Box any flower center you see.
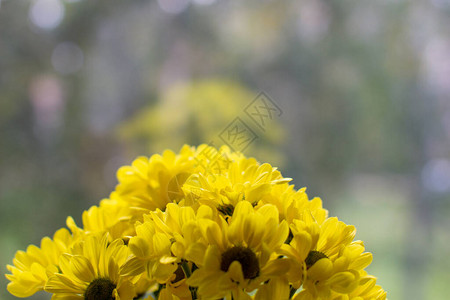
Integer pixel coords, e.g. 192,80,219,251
305,250,328,269
220,246,260,279
217,204,234,216
84,278,116,300
172,264,186,283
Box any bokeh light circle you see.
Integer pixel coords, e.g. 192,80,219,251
29,0,65,30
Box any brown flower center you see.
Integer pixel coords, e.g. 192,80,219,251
217,203,235,216
172,264,186,283
84,278,116,300
220,246,260,279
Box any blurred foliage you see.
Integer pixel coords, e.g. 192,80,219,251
117,80,285,165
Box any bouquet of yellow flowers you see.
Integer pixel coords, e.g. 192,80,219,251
5,145,386,300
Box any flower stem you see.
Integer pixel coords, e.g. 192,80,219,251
181,260,191,278
181,261,198,300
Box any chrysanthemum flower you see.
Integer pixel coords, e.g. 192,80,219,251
6,228,75,297
44,233,138,300
147,203,216,260
115,145,197,213
182,157,291,215
66,194,135,241
121,203,215,300
120,215,178,283
329,271,387,300
186,201,291,300
282,216,373,299
257,183,328,225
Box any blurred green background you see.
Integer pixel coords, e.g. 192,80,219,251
1,0,450,299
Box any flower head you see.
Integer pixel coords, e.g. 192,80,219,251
281,216,373,299
6,228,75,297
186,201,290,299
44,233,140,300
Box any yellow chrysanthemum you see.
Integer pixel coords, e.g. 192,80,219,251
66,193,135,240
329,271,387,300
147,203,216,261
121,203,215,299
257,183,328,225
186,201,291,300
120,215,178,283
281,216,372,299
114,143,284,216
115,145,197,213
5,228,75,297
44,233,138,300
182,157,291,214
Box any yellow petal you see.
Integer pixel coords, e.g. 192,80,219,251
107,256,119,283
171,241,186,258
292,232,312,261
292,290,315,300
129,237,150,259
51,294,83,300
120,256,145,277
254,277,289,300
153,233,171,256
70,255,96,283
307,258,333,280
227,261,245,285
151,261,178,283
197,205,213,219
159,288,176,300
199,219,224,250
203,245,221,270
186,243,206,266
270,220,289,249
233,201,253,217
83,236,101,275
232,288,253,300
261,258,291,277
117,280,137,300
58,254,74,278
160,256,178,264
7,279,41,297
45,274,85,293
135,222,155,241
185,267,207,287
328,270,359,294
278,244,302,262
350,252,373,270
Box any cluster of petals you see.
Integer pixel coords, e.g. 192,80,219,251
6,144,386,300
